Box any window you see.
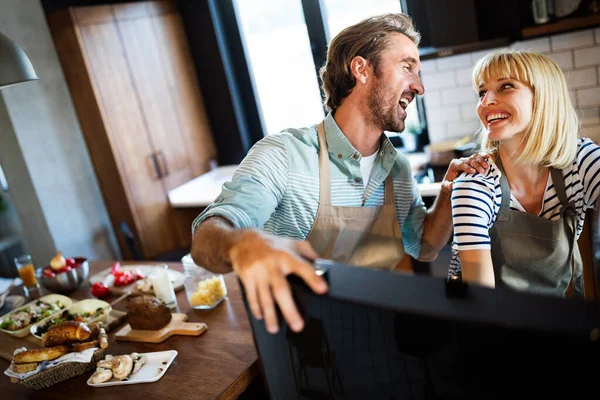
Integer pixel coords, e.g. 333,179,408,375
233,0,425,143
234,0,325,135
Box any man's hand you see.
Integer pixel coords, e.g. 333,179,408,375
230,230,328,334
441,152,491,193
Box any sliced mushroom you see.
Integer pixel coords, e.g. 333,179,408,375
97,359,114,369
111,355,133,380
90,367,113,384
131,355,147,374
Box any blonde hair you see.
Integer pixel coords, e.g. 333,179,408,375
319,13,420,113
472,49,579,169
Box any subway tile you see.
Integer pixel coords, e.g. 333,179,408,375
421,70,456,90
547,50,574,70
581,125,600,143
456,67,474,85
426,106,461,124
436,53,472,71
470,47,506,64
447,120,481,138
564,68,598,89
511,37,550,53
579,107,600,126
551,29,595,51
578,87,600,107
571,89,579,107
441,86,478,105
420,59,437,74
574,46,600,68
460,103,478,121
426,124,447,144
423,91,441,109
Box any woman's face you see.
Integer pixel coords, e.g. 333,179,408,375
476,77,534,143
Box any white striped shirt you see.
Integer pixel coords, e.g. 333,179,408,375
449,137,600,275
192,113,427,259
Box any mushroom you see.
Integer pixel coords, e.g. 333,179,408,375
90,367,113,384
131,354,147,374
111,355,133,380
97,359,114,369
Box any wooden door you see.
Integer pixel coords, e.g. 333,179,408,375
151,8,217,179
113,2,201,193
70,6,180,259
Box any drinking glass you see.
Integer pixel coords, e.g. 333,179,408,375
14,254,40,297
149,265,177,309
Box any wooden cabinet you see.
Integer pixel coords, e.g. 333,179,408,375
47,1,216,259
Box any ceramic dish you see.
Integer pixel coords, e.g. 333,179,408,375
86,350,178,387
29,298,112,339
88,265,185,295
0,294,73,338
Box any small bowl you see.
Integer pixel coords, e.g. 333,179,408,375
37,257,89,293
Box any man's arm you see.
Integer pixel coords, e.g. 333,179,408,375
191,216,328,334
418,188,453,261
417,155,490,261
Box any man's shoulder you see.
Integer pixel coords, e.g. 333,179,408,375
276,124,319,149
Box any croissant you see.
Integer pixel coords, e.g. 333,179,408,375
42,321,91,347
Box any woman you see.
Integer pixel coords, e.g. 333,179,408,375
449,49,600,299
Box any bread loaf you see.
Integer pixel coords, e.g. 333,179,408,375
13,345,70,364
42,321,91,347
11,362,39,374
127,295,172,330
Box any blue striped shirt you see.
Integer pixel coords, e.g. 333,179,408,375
450,137,600,275
192,113,427,259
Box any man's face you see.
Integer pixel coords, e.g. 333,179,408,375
365,33,424,133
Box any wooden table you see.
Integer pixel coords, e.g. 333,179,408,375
0,261,260,399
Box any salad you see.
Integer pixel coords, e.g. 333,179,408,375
0,300,66,331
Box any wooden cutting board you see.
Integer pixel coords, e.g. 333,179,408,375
114,313,207,343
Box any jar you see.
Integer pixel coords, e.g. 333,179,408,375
181,253,227,309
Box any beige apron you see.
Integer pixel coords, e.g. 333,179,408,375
305,122,405,270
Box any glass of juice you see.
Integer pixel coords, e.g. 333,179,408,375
14,254,40,296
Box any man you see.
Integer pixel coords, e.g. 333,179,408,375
191,13,480,335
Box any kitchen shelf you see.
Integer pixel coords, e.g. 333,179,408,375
522,13,600,38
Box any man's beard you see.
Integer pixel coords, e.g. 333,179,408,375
366,77,405,133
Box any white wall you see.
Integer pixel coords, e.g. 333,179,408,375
421,27,600,145
0,0,120,266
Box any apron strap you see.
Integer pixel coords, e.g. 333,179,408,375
494,156,511,219
384,174,394,205
550,167,570,206
316,122,332,207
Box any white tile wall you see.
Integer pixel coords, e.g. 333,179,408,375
421,27,600,144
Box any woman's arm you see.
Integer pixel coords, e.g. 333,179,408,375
459,249,495,288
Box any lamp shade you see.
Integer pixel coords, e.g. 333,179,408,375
0,31,38,88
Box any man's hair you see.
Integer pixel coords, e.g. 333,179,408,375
319,13,420,113
472,49,579,169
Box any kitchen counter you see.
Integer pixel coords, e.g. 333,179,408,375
168,163,442,209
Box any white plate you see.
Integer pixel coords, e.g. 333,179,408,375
0,294,73,338
86,350,178,387
88,264,185,295
30,298,111,339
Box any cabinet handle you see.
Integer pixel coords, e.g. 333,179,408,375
157,151,169,177
150,153,162,179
